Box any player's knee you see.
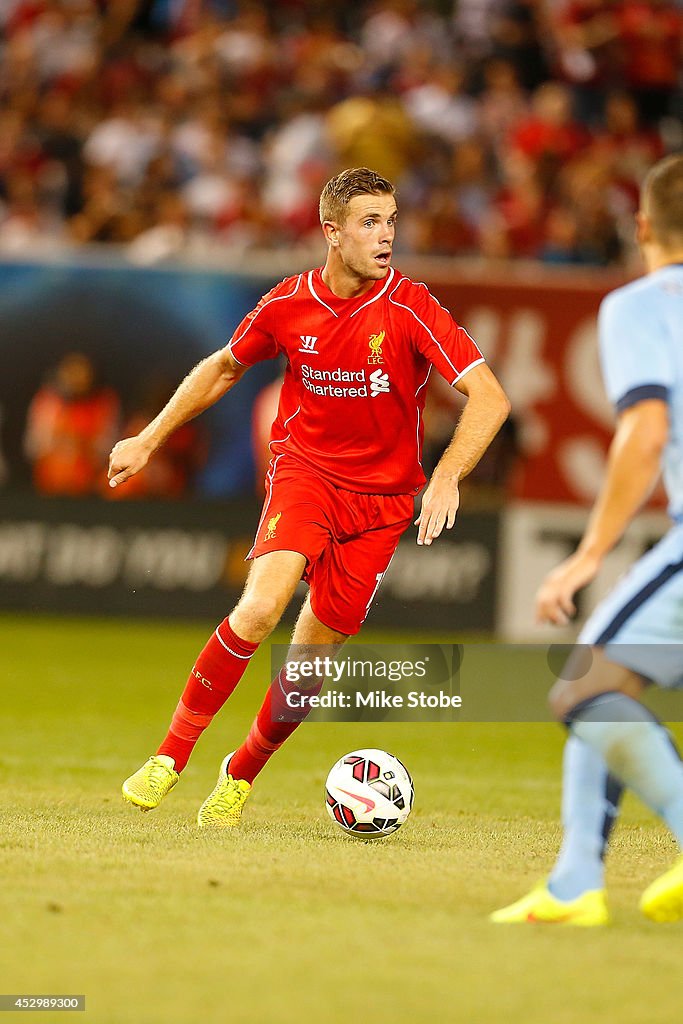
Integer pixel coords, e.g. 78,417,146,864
232,593,285,641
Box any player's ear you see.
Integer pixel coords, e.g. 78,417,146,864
322,220,341,247
636,210,651,248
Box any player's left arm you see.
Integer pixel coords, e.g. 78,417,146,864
415,363,510,545
536,398,668,624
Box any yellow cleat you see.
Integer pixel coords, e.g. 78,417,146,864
640,855,683,922
490,883,609,926
122,755,179,811
197,753,252,829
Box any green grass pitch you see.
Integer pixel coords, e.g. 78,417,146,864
1,614,682,1024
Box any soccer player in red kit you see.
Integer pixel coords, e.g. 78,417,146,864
109,167,510,827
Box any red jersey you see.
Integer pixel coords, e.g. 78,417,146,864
228,266,484,494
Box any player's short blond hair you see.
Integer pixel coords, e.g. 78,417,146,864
642,154,683,248
319,167,395,226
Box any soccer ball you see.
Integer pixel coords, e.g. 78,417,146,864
325,748,414,839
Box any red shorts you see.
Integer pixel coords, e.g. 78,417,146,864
249,455,414,635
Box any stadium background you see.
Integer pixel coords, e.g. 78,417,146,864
1,2,682,1023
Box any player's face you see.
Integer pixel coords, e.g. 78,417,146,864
334,193,398,283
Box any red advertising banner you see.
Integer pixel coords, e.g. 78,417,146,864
414,262,643,505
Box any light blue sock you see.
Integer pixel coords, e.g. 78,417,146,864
548,736,622,901
570,692,683,847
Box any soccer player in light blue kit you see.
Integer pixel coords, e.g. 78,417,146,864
493,153,683,926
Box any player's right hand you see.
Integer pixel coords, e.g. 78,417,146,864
108,436,153,488
535,550,601,626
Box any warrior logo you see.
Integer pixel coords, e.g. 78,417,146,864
265,512,282,540
368,331,385,364
299,335,318,353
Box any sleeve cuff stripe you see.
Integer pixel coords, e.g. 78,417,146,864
615,384,669,413
227,343,250,367
451,356,486,386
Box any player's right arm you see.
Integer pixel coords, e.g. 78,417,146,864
536,398,668,624
109,278,290,488
108,346,246,488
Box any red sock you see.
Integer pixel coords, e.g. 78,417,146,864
229,669,322,783
156,618,258,771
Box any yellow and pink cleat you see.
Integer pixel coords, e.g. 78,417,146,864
490,883,609,927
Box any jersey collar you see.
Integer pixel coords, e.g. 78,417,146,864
308,267,395,318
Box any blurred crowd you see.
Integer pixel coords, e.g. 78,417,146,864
24,351,206,497
1,0,681,267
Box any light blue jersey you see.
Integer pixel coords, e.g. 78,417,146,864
599,264,683,520
580,264,683,686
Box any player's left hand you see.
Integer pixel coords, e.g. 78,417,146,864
415,475,460,546
535,550,602,625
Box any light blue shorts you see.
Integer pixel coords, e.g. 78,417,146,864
579,522,683,688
